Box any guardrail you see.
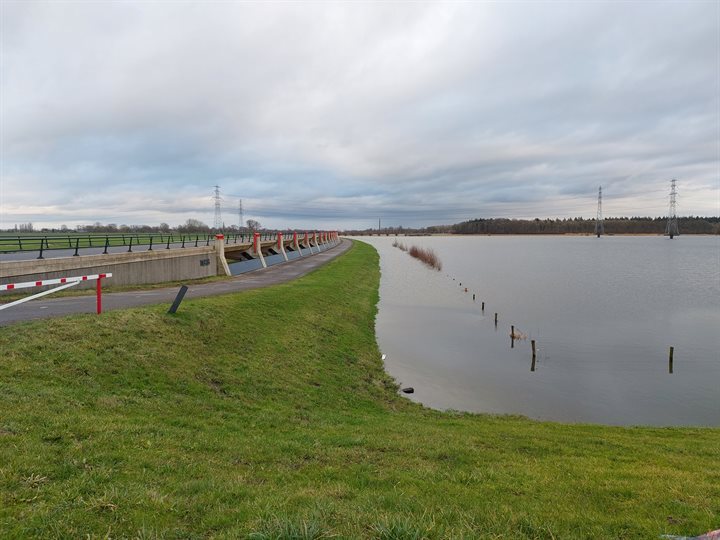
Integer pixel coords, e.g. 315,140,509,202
0,231,331,258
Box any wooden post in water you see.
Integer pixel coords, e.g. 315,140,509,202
481,301,485,311
669,346,674,374
531,339,537,371
473,294,476,301
494,312,498,326
510,325,514,348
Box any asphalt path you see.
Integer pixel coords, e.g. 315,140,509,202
0,239,351,327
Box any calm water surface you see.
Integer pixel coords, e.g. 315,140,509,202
357,235,720,426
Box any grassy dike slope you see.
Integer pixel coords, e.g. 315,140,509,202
1,241,718,539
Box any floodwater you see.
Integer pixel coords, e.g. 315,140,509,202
358,235,720,426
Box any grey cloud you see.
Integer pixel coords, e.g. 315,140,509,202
1,1,718,230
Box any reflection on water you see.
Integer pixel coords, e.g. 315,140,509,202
357,235,720,426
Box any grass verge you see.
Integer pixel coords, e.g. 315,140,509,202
0,241,718,538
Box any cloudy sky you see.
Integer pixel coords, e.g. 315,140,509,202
1,1,718,230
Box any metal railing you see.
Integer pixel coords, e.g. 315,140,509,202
0,234,216,257
0,231,336,258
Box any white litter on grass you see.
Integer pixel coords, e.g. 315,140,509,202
661,529,720,540
381,354,387,361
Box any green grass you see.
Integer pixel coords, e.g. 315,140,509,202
0,241,718,538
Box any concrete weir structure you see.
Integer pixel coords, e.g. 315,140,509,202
220,231,336,272
0,231,340,292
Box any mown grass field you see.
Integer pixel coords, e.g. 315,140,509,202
0,241,717,538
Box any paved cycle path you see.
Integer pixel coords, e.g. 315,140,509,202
0,239,351,327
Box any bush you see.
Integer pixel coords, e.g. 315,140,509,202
408,245,442,271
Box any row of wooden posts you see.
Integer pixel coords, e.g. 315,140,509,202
461,282,676,374
462,281,540,372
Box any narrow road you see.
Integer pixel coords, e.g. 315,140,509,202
0,239,351,327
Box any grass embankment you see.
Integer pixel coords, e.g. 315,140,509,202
0,241,718,538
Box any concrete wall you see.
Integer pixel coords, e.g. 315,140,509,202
0,247,216,293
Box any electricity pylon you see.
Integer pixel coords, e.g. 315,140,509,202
213,185,222,231
238,199,244,230
594,186,604,237
665,179,679,239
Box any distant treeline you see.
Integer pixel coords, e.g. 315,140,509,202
2,219,263,235
448,216,720,235
345,216,720,236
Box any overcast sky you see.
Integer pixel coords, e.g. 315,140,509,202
1,1,718,230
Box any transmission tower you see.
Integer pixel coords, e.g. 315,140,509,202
238,199,244,230
665,178,679,239
594,186,604,237
213,185,222,231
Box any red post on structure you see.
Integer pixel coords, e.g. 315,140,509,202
254,232,259,254
96,275,103,314
277,232,283,249
293,231,298,243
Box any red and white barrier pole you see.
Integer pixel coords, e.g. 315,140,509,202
0,273,112,313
